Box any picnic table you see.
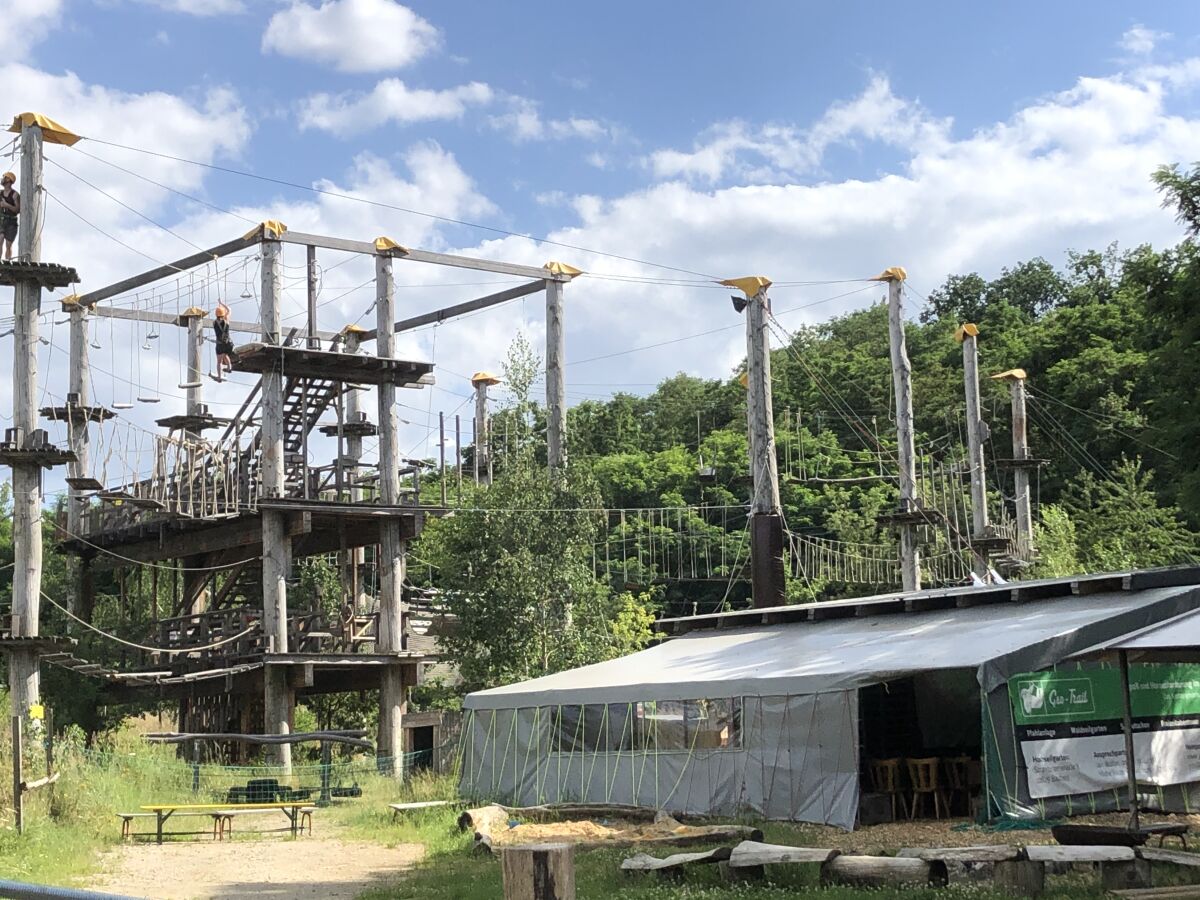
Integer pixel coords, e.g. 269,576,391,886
138,802,312,844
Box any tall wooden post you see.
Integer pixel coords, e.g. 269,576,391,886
181,308,209,611
340,330,366,615
885,272,920,592
729,278,786,609
958,323,990,579
545,279,567,471
375,251,406,775
439,412,447,507
306,245,319,350
471,372,499,486
9,121,45,714
1010,373,1034,558
64,301,90,623
259,235,291,770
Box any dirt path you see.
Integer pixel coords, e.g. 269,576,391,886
85,831,423,900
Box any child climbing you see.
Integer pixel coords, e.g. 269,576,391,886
0,172,20,261
212,301,235,382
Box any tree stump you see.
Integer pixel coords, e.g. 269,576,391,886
994,859,1045,897
501,842,576,900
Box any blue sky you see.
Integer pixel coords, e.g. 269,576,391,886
6,0,1200,473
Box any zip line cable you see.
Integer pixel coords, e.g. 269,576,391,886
45,155,207,252
79,135,723,280
69,143,259,226
41,590,260,654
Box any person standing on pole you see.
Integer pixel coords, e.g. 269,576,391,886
0,172,20,261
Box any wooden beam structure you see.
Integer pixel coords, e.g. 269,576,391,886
279,230,563,281
362,280,546,340
75,234,261,308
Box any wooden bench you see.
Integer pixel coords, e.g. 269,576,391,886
216,806,316,839
117,811,223,841
389,800,453,821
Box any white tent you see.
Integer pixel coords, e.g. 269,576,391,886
460,573,1200,829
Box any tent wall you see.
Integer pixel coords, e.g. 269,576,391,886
458,691,860,830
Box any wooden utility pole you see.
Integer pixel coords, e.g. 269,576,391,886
992,368,1037,560
64,300,90,622
883,270,921,592
958,323,990,579
727,277,786,608
259,236,292,770
9,120,46,715
375,251,406,775
545,278,567,471
471,372,499,486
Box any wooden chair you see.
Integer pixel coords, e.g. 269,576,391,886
867,757,908,821
942,756,971,815
906,757,948,819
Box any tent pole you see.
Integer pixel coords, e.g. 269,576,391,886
1119,649,1140,831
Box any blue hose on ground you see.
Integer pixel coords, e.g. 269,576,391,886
0,881,141,900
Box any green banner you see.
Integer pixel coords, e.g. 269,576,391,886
1010,664,1200,725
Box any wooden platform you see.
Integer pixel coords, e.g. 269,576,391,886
0,259,79,287
233,343,434,387
40,404,115,423
155,413,230,431
0,446,76,467
317,421,377,437
59,506,425,567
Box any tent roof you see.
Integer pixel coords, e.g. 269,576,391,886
465,577,1200,710
1073,606,1200,654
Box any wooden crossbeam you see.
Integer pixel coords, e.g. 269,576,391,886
279,230,559,281
360,280,546,341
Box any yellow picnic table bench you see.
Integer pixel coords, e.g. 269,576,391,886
134,802,313,844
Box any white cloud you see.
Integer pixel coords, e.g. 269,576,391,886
137,0,245,14
262,0,440,73
647,75,948,183
488,97,612,143
423,60,1200,399
298,79,493,133
1120,24,1169,56
0,0,64,50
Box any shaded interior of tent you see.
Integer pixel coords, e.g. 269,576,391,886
458,568,1200,830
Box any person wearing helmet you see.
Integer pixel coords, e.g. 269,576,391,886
211,301,236,382
0,172,19,260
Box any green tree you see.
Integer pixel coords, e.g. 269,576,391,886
1062,459,1197,571
1153,163,1200,235
413,339,654,690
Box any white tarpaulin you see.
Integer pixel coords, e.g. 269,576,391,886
465,585,1200,710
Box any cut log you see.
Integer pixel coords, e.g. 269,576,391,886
555,826,762,854
1112,888,1200,899
1025,844,1135,863
1139,847,1200,868
728,841,838,867
896,845,1019,863
621,846,731,875
994,859,1045,897
501,843,575,900
473,833,495,857
820,855,948,888
504,803,661,823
